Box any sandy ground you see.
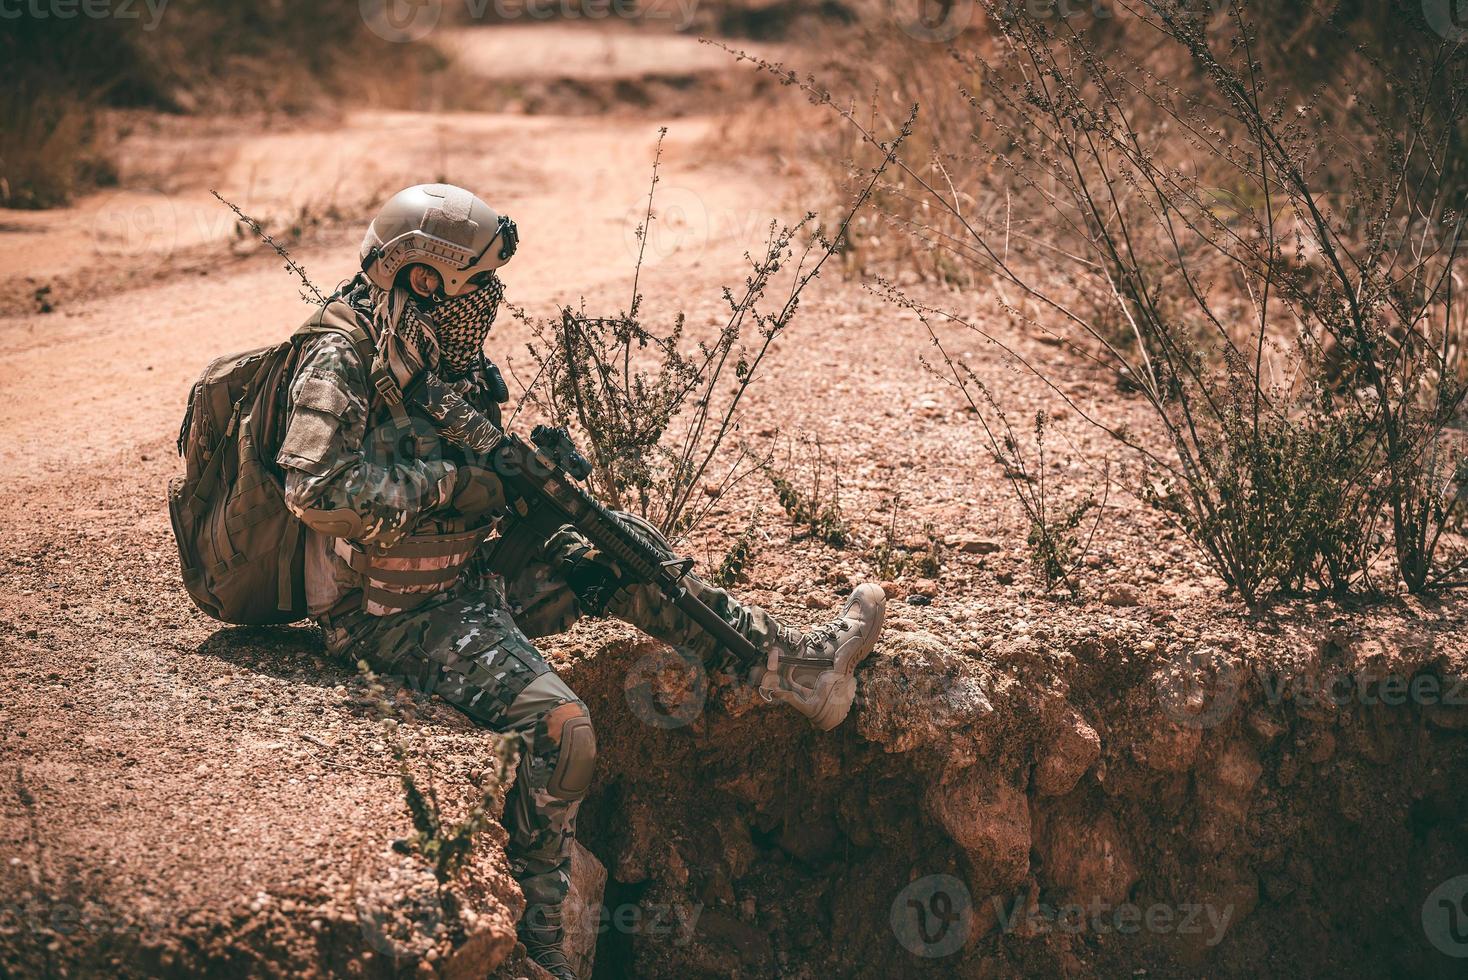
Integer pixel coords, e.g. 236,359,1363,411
4,17,1468,980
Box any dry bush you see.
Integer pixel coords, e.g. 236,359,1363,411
764,434,853,548
711,506,765,586
744,0,1468,602
0,89,118,210
868,493,943,581
357,661,520,931
521,129,901,541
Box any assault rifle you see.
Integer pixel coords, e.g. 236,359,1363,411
407,371,763,666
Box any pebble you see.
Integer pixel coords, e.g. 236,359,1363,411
943,533,1002,555
909,578,939,598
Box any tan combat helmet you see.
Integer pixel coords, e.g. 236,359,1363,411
359,183,518,298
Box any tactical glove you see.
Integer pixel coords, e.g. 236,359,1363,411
447,464,506,520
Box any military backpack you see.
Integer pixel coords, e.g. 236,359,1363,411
168,302,377,625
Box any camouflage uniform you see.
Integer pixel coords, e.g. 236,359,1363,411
277,324,781,921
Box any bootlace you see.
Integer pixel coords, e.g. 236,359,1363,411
804,619,845,654
527,943,573,970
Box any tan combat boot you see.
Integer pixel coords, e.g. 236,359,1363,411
754,584,887,731
520,902,577,980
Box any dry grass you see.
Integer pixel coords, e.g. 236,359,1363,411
0,1,448,209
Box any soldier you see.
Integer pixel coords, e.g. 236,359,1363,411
276,184,887,979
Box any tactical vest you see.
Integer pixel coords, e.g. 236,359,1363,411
329,341,506,618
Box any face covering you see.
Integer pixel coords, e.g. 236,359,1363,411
429,272,505,376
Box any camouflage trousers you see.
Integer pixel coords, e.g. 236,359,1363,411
320,524,781,916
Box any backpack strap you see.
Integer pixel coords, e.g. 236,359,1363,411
292,303,379,379
293,302,414,434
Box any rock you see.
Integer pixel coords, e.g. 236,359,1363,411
1211,740,1263,798
686,909,775,972
1305,730,1336,764
1133,717,1201,773
1247,709,1286,744
1102,583,1140,607
925,770,1031,888
1425,701,1468,731
856,640,995,765
1181,868,1256,963
611,797,662,883
909,578,939,598
1033,810,1138,907
944,534,1002,555
1277,752,1299,788
905,594,931,606
1034,709,1101,797
1196,740,1263,854
713,815,756,880
562,842,606,980
804,591,827,609
441,918,515,980
879,581,900,599
777,809,839,863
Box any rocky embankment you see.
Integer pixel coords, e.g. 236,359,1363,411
548,595,1468,979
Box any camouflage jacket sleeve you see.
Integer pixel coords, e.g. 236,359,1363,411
277,332,456,548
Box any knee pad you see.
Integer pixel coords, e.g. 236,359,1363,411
545,701,596,801
506,674,598,802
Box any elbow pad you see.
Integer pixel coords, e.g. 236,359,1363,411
295,507,367,539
